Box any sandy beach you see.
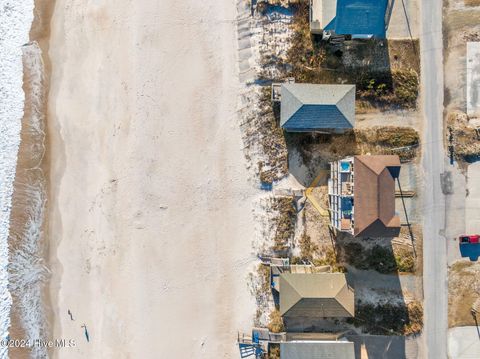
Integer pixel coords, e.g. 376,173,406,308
47,0,257,357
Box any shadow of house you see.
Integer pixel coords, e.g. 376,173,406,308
340,39,395,108
348,334,408,359
385,0,395,31
328,231,420,340
284,132,332,187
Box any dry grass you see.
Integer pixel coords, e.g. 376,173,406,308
287,126,420,166
301,190,346,271
249,264,271,298
268,344,281,359
355,126,420,161
405,301,424,335
465,0,480,6
256,88,289,184
267,309,285,333
448,260,480,327
286,2,325,76
248,264,272,324
298,233,318,261
259,264,272,294
271,196,296,252
393,247,415,273
388,40,420,72
447,111,480,162
357,126,419,148
312,248,346,272
240,6,292,184
399,225,423,275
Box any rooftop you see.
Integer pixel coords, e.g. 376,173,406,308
312,0,388,38
280,83,355,132
353,155,401,237
280,340,355,359
279,273,354,318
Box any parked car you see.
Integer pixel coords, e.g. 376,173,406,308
459,235,480,244
459,235,480,261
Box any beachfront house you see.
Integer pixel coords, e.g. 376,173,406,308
280,83,355,133
310,0,389,39
328,155,401,237
279,273,354,319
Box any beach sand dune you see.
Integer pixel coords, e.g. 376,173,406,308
47,0,256,357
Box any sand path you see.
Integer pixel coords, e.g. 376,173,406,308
47,1,256,357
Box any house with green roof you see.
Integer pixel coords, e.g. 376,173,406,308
279,273,355,319
280,83,355,133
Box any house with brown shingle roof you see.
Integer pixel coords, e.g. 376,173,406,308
328,155,401,237
279,273,354,319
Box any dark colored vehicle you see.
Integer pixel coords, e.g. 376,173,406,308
459,235,480,244
459,235,480,261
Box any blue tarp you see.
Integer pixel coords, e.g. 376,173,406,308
324,0,388,38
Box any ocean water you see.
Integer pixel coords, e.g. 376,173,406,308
1,1,43,358
8,41,49,359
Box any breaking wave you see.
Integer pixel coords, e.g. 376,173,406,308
8,41,49,359
1,1,49,358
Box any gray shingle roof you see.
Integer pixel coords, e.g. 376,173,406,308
280,341,355,359
280,83,355,131
280,273,355,318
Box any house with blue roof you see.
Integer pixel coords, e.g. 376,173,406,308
310,0,389,38
280,83,355,133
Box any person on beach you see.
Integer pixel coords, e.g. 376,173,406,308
81,324,90,342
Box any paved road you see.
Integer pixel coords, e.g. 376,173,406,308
420,0,448,358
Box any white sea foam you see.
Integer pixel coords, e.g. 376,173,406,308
0,1,35,358
8,41,49,359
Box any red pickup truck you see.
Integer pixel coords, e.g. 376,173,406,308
459,235,480,244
